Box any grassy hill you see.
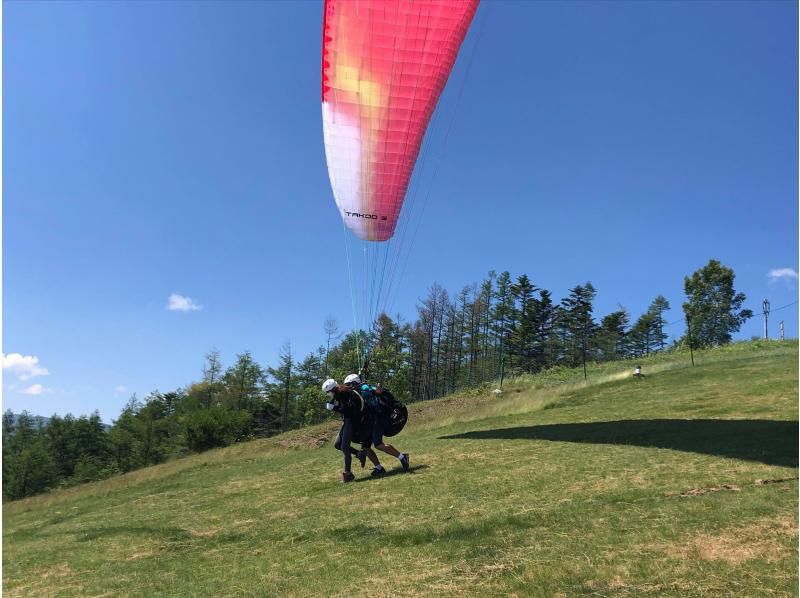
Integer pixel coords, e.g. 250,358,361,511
4,341,798,596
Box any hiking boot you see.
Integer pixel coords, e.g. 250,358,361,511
356,450,367,468
341,471,355,483
399,453,410,472
370,466,385,477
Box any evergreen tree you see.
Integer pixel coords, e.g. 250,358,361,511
108,397,144,473
454,286,472,387
534,289,558,370
648,295,671,351
134,393,178,466
478,272,496,381
201,349,223,407
2,410,14,440
222,352,264,412
368,313,411,400
267,342,297,432
295,351,324,388
415,284,448,400
183,405,253,452
4,438,58,499
560,283,597,368
628,311,655,357
491,272,514,377
509,274,538,373
595,308,629,361
43,414,78,479
405,320,428,401
3,411,58,499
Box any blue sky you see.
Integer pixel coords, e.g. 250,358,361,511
4,1,797,422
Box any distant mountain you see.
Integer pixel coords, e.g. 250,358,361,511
5,412,51,430
3,411,110,433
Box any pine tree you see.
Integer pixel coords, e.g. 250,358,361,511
491,272,514,377
3,411,58,499
455,286,471,389
596,309,629,361
267,343,295,432
509,274,538,373
560,283,597,368
478,272,496,381
628,311,655,357
223,352,264,412
202,349,223,407
534,289,557,371
646,295,671,352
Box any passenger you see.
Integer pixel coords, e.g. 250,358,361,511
322,378,367,483
344,373,409,474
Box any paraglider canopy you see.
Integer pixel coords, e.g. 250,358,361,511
321,0,479,242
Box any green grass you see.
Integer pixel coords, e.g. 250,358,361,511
5,341,798,596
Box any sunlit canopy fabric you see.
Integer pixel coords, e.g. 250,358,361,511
322,0,479,241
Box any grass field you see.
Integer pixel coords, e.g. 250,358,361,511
4,341,798,596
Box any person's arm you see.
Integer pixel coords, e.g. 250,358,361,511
327,393,344,414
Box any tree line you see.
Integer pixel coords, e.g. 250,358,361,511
3,258,753,500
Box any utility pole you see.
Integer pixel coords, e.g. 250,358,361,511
282,360,291,432
762,299,771,339
779,320,785,341
686,316,695,367
582,320,588,381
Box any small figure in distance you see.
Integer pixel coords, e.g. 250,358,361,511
344,373,409,474
633,365,644,378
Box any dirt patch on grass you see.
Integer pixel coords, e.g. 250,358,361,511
274,422,339,449
217,479,263,495
188,527,221,538
655,515,797,566
5,564,80,598
39,563,73,579
587,581,705,595
672,477,798,497
755,477,797,486
408,395,483,426
126,550,157,561
676,483,740,497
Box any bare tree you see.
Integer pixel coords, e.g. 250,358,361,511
202,349,223,407
323,317,341,377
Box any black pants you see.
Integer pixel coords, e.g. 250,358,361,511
334,418,356,473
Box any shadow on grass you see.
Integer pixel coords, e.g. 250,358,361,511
352,464,428,483
76,525,193,542
328,511,542,549
73,525,245,547
440,419,798,467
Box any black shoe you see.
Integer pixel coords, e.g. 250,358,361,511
399,453,409,472
341,471,355,483
370,466,385,477
357,450,367,468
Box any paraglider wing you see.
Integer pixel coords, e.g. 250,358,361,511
322,0,479,241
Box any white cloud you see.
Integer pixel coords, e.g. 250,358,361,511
114,385,128,394
2,353,50,381
21,384,53,396
167,293,202,312
768,268,798,282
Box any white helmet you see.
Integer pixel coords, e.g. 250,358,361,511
344,373,361,386
321,379,337,393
